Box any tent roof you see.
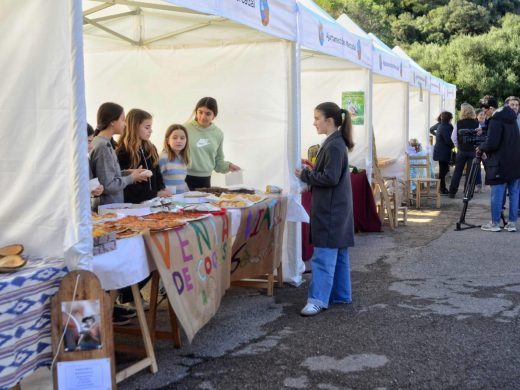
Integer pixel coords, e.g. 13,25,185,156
83,0,297,49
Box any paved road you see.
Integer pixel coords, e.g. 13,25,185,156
119,189,520,390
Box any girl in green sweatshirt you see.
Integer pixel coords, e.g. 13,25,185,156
184,97,241,190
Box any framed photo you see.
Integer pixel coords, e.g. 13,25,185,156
61,299,102,352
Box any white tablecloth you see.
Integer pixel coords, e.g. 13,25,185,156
91,236,154,291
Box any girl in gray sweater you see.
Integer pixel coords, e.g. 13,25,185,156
89,102,146,205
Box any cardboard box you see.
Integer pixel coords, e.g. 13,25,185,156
93,232,117,256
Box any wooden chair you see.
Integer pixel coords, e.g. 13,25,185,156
405,153,441,209
371,132,398,230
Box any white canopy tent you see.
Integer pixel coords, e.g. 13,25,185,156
298,2,373,177
0,0,308,284
393,46,431,152
82,0,309,284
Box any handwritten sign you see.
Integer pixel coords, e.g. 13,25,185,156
144,214,231,342
230,197,287,281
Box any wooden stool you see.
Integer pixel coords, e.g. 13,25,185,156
397,206,408,225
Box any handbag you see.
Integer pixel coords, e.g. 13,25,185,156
484,153,501,181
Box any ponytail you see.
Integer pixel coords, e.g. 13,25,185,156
315,102,355,151
339,109,354,151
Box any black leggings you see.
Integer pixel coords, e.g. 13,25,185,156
185,175,211,191
438,161,450,191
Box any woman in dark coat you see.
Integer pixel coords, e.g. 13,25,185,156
448,104,479,197
432,111,454,194
295,102,355,316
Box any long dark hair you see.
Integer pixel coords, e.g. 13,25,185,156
315,102,354,151
95,102,124,135
194,97,218,117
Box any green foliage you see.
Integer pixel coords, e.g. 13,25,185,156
413,0,490,44
409,14,520,106
342,0,393,44
316,0,520,107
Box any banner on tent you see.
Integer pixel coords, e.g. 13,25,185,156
298,4,371,68
373,48,409,82
342,91,365,125
230,197,287,281
220,0,297,41
166,0,218,14
143,215,231,342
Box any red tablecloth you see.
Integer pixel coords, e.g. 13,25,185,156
302,171,382,261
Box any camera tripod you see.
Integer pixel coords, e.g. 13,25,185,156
455,155,506,231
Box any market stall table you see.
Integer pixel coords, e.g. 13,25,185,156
302,171,381,261
0,257,68,390
111,195,287,349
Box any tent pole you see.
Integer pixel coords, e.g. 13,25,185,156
404,82,410,151
65,0,93,270
365,68,373,184
285,39,303,285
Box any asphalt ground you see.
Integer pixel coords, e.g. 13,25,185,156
114,185,520,390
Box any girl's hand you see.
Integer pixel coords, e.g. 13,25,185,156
130,167,148,183
301,158,314,169
91,185,104,197
158,189,173,198
229,163,241,172
295,168,303,178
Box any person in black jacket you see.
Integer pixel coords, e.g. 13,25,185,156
295,102,355,317
432,111,454,194
478,100,520,232
448,103,480,198
115,108,171,308
116,108,172,203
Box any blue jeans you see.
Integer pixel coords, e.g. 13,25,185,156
308,247,351,308
490,179,520,224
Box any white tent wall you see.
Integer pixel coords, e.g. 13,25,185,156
84,43,290,190
372,81,407,179
408,88,429,150
300,68,369,170
445,83,457,118
429,76,444,129
0,0,92,268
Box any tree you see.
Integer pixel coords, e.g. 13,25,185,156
415,0,490,44
340,0,394,45
409,14,520,107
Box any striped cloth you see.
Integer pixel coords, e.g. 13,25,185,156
159,151,189,194
0,256,68,389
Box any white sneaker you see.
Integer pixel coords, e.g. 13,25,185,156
116,298,150,311
300,303,322,316
481,222,501,232
505,222,517,232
